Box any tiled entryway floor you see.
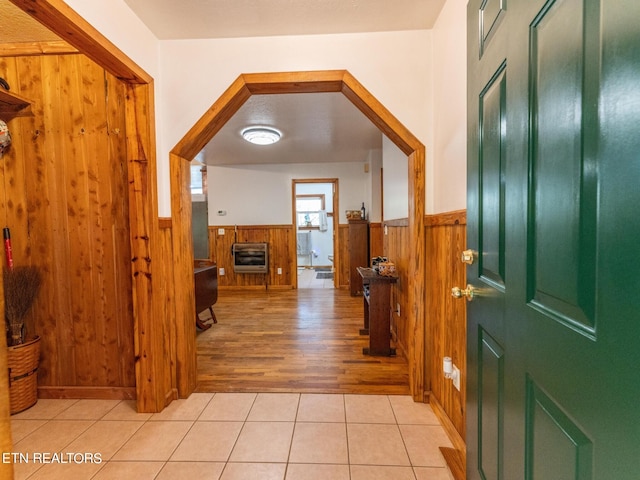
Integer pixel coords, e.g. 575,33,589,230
10,393,454,480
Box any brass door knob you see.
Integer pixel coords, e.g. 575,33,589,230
461,249,476,265
451,284,476,301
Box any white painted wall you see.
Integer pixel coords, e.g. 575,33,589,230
208,162,367,226
63,0,160,78
159,30,433,216
60,0,468,217
432,0,468,212
382,137,410,220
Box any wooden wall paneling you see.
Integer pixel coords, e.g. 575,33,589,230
424,211,467,447
211,225,236,287
126,81,168,411
158,219,178,404
385,222,409,355
169,153,197,400
211,225,297,289
67,54,107,386
369,222,384,258
7,55,69,387
9,0,171,413
337,225,350,289
105,70,136,388
268,226,293,288
1,54,139,393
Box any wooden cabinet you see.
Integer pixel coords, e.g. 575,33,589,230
357,267,398,356
348,219,369,295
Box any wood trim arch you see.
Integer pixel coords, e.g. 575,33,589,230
170,70,426,401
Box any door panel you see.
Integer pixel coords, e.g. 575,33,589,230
467,1,640,479
527,0,599,336
525,377,593,480
478,329,505,480
479,62,507,289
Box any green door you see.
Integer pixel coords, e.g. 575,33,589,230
466,1,640,479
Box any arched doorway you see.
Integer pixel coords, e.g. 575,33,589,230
170,70,426,401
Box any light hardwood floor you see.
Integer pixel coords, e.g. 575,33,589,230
196,288,410,394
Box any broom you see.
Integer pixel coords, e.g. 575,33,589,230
4,266,41,346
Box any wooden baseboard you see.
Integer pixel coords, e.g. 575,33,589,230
430,394,467,477
440,447,466,480
218,285,269,291
38,386,136,400
266,285,295,291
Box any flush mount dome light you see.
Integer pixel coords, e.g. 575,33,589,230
241,126,282,145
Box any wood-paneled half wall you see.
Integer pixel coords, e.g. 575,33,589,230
425,210,467,454
0,53,136,398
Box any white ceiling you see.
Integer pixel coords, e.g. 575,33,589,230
204,92,382,166
123,0,446,40
1,0,444,166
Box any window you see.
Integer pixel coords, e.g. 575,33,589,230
296,194,325,229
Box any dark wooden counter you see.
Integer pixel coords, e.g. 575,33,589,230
357,267,398,356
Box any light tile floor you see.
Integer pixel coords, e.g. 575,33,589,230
10,393,455,480
297,268,334,289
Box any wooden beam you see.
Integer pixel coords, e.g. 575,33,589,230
242,70,346,95
125,82,166,413
408,148,426,401
170,152,197,397
0,40,78,56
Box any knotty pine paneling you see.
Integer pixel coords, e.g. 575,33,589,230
210,225,295,289
369,222,384,258
0,54,135,393
337,225,350,289
158,218,179,405
425,211,467,444
383,220,410,357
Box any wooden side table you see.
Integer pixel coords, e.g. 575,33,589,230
357,267,398,356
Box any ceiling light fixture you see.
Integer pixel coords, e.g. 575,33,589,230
241,126,282,145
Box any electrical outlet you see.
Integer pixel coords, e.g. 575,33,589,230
396,303,401,316
452,365,461,391
277,267,282,275
219,267,225,276
217,228,225,235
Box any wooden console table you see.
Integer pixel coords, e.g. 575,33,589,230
357,267,398,356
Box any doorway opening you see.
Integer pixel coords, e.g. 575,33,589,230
170,70,425,401
293,179,338,289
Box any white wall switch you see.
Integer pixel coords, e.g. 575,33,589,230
219,267,225,276
277,267,282,275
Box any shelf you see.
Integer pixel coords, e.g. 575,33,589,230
0,89,32,121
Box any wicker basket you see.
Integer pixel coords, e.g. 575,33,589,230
7,336,40,415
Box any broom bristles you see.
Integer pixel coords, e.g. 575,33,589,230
4,266,42,345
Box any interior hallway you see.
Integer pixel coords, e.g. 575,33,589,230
10,394,454,480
